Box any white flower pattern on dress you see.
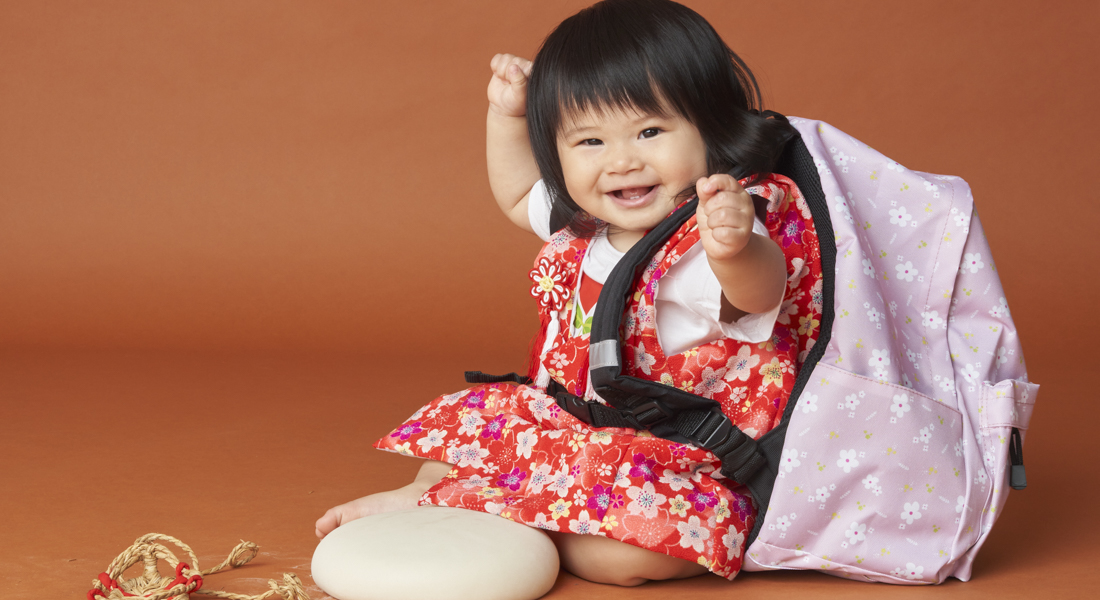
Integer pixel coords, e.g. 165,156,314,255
626,481,667,519
633,346,657,376
568,510,601,535
450,441,490,470
723,529,745,561
723,346,760,382
515,428,537,459
532,512,560,532
677,515,710,552
416,429,447,452
658,469,694,492
546,466,575,498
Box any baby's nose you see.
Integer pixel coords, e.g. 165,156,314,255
606,145,642,173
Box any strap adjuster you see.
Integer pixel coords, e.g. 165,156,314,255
555,392,594,425
628,399,671,427
695,413,735,449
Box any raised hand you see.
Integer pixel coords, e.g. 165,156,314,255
488,53,532,118
695,174,756,262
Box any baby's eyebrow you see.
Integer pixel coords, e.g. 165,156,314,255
561,124,598,138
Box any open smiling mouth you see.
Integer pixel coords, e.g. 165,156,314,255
610,185,657,202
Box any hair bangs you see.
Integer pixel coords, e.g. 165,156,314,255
545,25,671,138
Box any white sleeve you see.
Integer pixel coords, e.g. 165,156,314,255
527,180,552,242
654,217,782,353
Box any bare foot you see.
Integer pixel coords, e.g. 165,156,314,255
315,484,424,539
315,460,454,539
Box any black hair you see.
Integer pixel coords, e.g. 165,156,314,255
527,0,796,237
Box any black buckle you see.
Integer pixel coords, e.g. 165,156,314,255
555,393,594,425
695,414,735,450
628,399,671,427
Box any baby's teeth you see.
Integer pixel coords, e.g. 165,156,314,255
618,186,649,200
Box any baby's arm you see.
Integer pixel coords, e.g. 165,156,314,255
486,53,539,233
695,174,786,321
314,459,452,539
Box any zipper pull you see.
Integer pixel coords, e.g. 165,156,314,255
1008,427,1027,490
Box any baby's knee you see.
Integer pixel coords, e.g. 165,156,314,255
550,532,708,586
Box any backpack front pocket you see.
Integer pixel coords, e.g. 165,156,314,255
747,364,969,583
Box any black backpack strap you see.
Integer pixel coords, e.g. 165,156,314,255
464,371,533,385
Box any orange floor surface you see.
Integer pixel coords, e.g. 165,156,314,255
2,350,1095,599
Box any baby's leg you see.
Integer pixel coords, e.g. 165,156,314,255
548,531,709,586
314,459,452,539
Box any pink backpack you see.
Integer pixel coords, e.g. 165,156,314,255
737,118,1038,583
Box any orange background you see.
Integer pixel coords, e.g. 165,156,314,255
1,1,1097,598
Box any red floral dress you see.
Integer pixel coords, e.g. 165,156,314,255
375,174,821,579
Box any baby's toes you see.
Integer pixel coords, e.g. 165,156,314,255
315,509,340,539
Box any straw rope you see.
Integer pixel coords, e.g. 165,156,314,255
87,533,310,600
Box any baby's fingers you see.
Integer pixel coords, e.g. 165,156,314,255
506,62,528,86
704,202,753,230
515,56,533,77
696,174,746,202
491,53,532,80
490,53,511,75
708,224,752,253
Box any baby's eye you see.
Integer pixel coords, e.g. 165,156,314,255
580,138,602,146
640,128,661,139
